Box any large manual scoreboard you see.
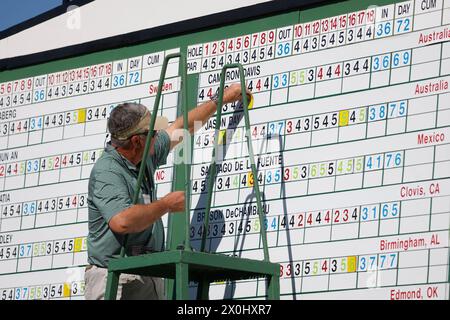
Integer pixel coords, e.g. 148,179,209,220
0,0,449,300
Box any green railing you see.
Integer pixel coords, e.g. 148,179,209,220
199,63,270,262
196,64,271,299
119,51,190,257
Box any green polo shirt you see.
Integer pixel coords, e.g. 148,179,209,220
87,130,171,267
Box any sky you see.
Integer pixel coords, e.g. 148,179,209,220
0,0,62,31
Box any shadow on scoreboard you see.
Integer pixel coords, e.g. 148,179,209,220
189,107,297,299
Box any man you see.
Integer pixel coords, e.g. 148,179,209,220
85,83,246,300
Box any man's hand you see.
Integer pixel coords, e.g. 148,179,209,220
165,82,252,150
162,191,185,212
222,83,251,104
109,191,185,234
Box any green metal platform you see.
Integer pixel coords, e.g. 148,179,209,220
105,250,280,299
104,53,280,300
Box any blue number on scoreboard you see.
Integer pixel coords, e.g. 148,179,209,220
112,74,125,88
395,17,411,34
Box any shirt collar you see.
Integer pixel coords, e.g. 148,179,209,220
105,142,139,172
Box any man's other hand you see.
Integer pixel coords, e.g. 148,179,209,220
223,83,251,104
162,191,185,212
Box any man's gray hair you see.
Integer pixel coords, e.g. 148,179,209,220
108,102,147,148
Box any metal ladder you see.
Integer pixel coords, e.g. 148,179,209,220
104,53,280,300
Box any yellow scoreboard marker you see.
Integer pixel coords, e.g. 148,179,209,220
246,93,254,110
74,238,83,252
63,283,71,297
247,172,254,187
347,256,357,272
339,110,349,127
217,129,226,145
77,108,86,123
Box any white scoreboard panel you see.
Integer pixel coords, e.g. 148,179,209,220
0,48,181,299
0,0,449,300
187,0,450,299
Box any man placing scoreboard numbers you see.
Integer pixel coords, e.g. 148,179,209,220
85,83,249,299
